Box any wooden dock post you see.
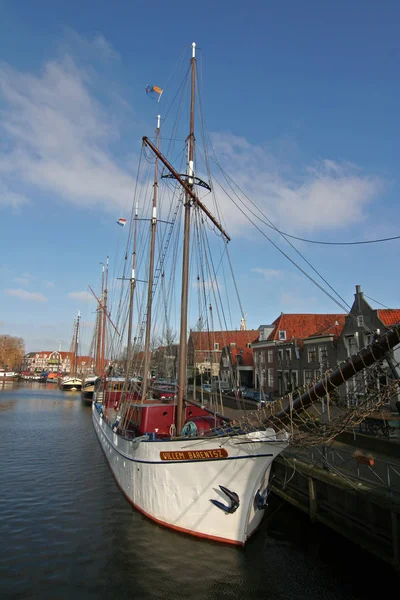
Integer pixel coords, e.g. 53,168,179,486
308,476,318,523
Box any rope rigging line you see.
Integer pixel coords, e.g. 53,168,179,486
211,173,351,314
207,155,381,337
208,151,352,313
206,149,399,247
253,228,400,246
202,138,392,337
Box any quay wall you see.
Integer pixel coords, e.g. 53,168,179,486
271,455,400,570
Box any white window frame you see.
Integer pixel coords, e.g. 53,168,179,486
319,345,328,362
278,349,284,365
304,370,313,385
308,346,317,363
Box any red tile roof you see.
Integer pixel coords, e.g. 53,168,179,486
190,330,259,364
267,314,346,341
190,329,259,351
306,315,346,338
230,345,254,367
377,309,400,327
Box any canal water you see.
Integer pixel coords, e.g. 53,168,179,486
0,383,398,599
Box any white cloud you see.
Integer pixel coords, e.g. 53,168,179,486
68,291,95,302
13,272,34,286
14,277,30,285
208,133,381,234
0,32,381,241
0,35,134,212
5,289,47,302
61,29,120,61
252,268,282,280
0,181,29,209
43,281,55,288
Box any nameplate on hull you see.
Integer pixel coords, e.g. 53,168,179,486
160,449,228,461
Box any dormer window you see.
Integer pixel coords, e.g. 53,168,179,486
230,342,236,347
278,330,286,341
214,343,219,350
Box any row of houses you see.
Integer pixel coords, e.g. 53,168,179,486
20,351,95,375
189,285,400,399
21,286,400,399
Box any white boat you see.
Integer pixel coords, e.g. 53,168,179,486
59,312,82,392
92,402,287,544
0,371,19,381
92,42,400,546
60,376,82,391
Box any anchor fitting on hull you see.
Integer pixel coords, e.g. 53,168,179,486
210,485,240,514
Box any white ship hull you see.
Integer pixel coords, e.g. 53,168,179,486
92,402,288,545
0,372,19,381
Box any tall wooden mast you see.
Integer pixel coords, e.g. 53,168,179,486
71,311,80,376
100,257,109,373
96,263,104,374
142,116,161,400
142,42,230,434
126,202,139,372
176,43,196,433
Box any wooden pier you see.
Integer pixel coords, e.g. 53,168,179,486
270,446,400,570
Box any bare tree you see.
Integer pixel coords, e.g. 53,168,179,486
192,316,205,332
152,327,178,379
0,335,25,370
157,327,177,348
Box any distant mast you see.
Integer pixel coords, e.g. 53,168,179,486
58,341,61,373
71,312,80,376
101,257,109,373
96,263,105,375
126,201,139,373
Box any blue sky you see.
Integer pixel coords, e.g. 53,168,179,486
0,0,399,353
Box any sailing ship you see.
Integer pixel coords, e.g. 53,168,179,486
92,43,400,545
60,312,82,391
81,260,111,405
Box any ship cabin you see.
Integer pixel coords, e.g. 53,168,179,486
123,402,219,438
99,376,221,439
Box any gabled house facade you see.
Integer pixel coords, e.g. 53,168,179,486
188,329,258,382
336,285,400,407
219,330,259,389
252,313,346,397
20,351,95,375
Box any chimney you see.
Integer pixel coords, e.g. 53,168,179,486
355,285,363,312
